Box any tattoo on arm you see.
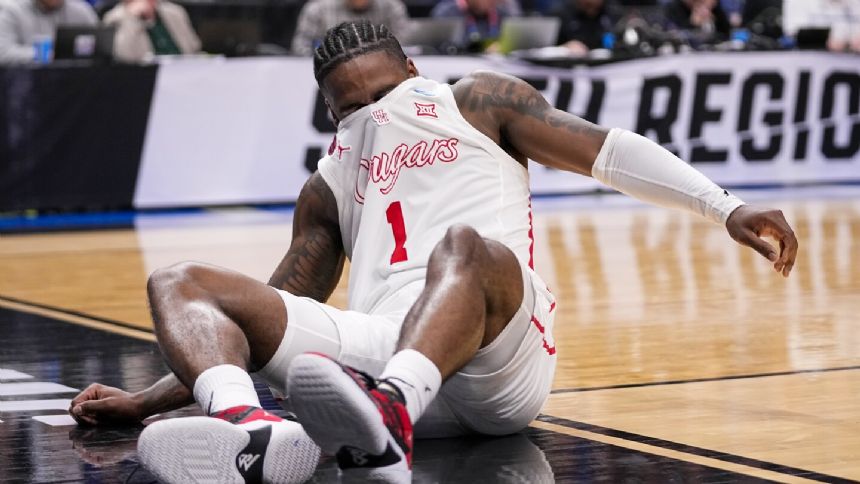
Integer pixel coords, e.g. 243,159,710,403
454,71,605,139
268,173,345,302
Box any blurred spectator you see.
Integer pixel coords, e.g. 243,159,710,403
720,0,742,27
291,0,408,55
432,0,520,52
519,0,552,15
784,0,860,52
552,0,621,54
662,0,731,45
826,0,860,52
103,0,200,62
0,0,96,63
741,0,781,39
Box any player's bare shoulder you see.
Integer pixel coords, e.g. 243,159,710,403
450,71,549,158
452,71,605,140
452,70,608,174
451,71,549,122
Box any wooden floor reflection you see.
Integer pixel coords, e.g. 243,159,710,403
1,189,858,481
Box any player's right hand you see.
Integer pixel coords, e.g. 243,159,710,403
69,383,144,426
725,204,798,277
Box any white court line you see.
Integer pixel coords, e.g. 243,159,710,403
0,369,34,380
32,414,77,427
0,399,71,411
0,382,78,396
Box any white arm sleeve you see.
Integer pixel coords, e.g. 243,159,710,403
591,128,745,225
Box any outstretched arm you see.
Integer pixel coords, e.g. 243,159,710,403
70,173,345,425
454,71,798,276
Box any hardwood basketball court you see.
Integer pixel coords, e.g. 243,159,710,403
1,186,858,482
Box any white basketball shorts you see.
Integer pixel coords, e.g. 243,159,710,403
256,264,557,438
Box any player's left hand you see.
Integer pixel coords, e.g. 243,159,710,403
725,205,798,277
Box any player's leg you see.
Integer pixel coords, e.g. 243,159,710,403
139,261,324,483
390,223,523,377
374,224,523,421
287,225,524,480
145,261,292,411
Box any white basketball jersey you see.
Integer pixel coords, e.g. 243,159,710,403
317,76,535,314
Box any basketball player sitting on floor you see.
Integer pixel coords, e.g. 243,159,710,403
68,20,799,484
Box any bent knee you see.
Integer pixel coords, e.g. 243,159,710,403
434,224,486,262
443,224,482,245
147,261,213,301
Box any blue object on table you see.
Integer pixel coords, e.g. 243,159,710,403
731,28,750,43
602,32,615,50
33,36,53,63
779,35,796,49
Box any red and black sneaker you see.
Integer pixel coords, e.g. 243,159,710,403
287,353,413,483
137,405,320,483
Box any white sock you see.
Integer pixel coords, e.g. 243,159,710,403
379,349,441,424
192,364,261,415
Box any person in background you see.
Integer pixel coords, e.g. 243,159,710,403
0,0,96,63
291,0,408,55
825,0,860,52
662,0,731,46
741,0,781,39
824,0,860,52
552,0,620,55
720,0,742,27
784,0,860,52
432,0,520,52
103,0,200,63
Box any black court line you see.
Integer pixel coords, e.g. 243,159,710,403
0,307,769,484
3,293,856,482
538,415,858,484
0,304,784,484
551,365,860,394
0,293,153,334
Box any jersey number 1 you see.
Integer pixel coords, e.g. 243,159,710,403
386,201,408,264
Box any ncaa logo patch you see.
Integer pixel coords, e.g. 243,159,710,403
371,108,390,125
415,102,438,118
413,88,437,97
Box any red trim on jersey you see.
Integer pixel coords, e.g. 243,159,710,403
530,315,556,355
527,197,535,270
549,301,556,313
327,136,337,156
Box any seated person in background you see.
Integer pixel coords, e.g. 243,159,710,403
432,0,520,52
720,0,742,27
291,0,408,55
662,0,731,47
741,0,782,39
552,0,620,55
0,0,96,63
784,0,860,52
103,0,200,63
826,1,860,52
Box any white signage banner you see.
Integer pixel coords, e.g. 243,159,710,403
135,52,860,208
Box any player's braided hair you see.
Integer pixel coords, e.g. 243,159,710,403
313,21,407,84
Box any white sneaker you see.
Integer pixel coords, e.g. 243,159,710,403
287,353,413,483
137,406,320,483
